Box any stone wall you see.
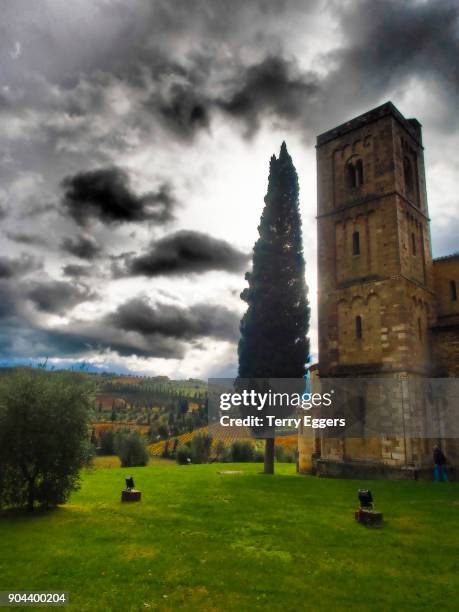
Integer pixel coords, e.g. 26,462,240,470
432,327,459,377
431,255,459,377
433,256,459,320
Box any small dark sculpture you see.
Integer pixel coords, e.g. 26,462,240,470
358,489,373,510
121,475,141,502
355,489,382,526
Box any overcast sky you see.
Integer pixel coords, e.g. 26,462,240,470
0,0,458,378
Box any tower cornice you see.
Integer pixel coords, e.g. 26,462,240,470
316,101,423,149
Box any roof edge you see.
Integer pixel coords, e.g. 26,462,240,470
316,101,422,148
433,252,459,263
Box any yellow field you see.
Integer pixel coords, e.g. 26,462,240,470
92,421,150,441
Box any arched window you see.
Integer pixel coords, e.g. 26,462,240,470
411,232,416,256
346,157,364,189
450,280,457,302
347,163,356,189
352,231,360,255
404,156,414,193
355,159,364,186
355,315,362,339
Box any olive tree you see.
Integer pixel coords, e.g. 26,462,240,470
115,430,149,467
0,368,93,511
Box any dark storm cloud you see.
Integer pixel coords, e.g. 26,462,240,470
0,320,185,360
108,297,239,342
0,279,186,360
78,0,458,141
60,235,102,260
0,280,19,320
36,326,184,360
119,230,250,277
195,0,459,137
145,0,458,137
0,277,184,359
2,0,457,156
62,264,95,278
137,54,319,141
99,1,459,138
5,231,48,247
25,280,97,314
0,1,322,147
156,83,210,139
0,254,42,279
218,56,318,135
61,166,177,225
339,0,458,87
2,0,458,148
320,0,459,125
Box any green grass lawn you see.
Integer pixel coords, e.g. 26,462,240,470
1,460,458,612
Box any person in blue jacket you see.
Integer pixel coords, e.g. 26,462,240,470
433,445,448,482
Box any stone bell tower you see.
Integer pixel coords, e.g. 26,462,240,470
298,102,458,479
304,102,441,478
317,101,435,379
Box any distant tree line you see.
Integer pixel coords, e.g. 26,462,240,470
173,435,297,465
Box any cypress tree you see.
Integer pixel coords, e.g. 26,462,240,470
238,142,310,474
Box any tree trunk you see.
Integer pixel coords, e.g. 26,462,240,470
264,437,275,474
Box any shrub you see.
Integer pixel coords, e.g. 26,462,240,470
254,448,265,462
283,448,297,464
215,440,227,462
99,430,115,455
275,445,285,462
275,445,297,463
190,433,213,464
172,439,179,456
230,441,255,462
115,430,149,467
161,440,170,458
0,368,93,511
176,444,192,464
